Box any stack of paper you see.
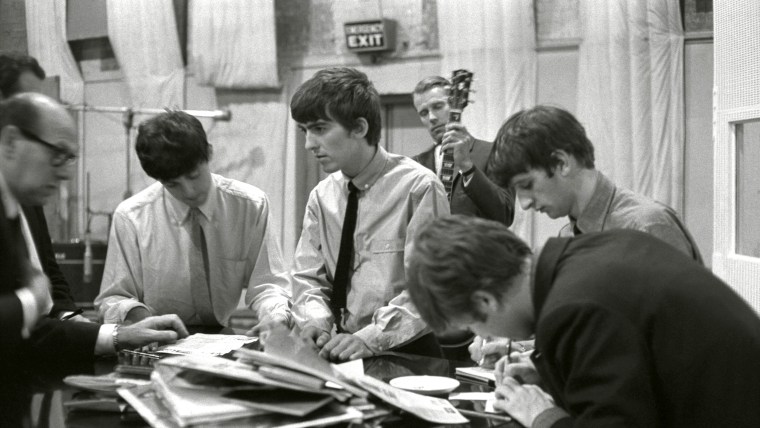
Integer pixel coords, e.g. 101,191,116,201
117,327,469,427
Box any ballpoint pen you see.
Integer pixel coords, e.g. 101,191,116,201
61,308,84,321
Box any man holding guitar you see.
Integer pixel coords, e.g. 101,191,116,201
411,72,515,361
411,72,514,226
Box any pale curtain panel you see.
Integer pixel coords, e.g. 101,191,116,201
437,0,537,245
106,0,185,108
24,0,84,104
577,0,684,212
189,0,279,88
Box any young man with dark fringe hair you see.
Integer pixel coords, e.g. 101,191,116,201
96,111,291,330
290,67,449,362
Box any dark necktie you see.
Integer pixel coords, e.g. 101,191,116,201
332,182,358,332
189,208,216,325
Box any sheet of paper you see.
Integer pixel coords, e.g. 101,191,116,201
448,392,495,401
353,374,468,425
455,366,496,382
157,333,257,356
333,358,364,378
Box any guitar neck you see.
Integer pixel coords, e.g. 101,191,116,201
448,109,463,123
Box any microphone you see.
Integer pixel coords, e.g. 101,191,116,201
83,231,92,284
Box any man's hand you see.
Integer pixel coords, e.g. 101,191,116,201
494,377,555,427
246,313,291,337
124,306,151,325
494,350,541,386
441,122,475,173
468,335,510,368
299,326,331,349
117,314,189,349
319,333,373,362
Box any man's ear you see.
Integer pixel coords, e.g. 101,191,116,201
550,149,574,177
471,290,499,315
351,117,369,140
0,125,20,160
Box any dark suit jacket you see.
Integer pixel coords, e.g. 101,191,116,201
532,230,760,427
413,139,514,225
0,196,99,365
22,205,78,315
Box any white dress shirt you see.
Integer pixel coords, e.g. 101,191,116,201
291,147,450,352
96,174,291,326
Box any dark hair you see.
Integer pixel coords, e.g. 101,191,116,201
0,52,46,98
406,215,532,333
487,105,595,187
0,93,43,132
290,67,382,146
413,76,449,95
135,111,210,181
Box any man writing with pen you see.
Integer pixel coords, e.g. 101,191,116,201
405,215,760,428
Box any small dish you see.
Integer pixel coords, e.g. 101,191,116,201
389,375,460,395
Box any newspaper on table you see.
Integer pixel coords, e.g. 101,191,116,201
157,333,257,356
118,383,363,428
246,326,468,425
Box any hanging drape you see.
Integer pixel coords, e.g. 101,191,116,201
106,0,185,108
24,0,84,105
577,0,684,212
436,0,537,245
188,0,279,88
25,0,85,238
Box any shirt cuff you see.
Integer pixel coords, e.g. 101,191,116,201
14,287,38,339
353,324,394,354
94,324,117,356
532,406,571,428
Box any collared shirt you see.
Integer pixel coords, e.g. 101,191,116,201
96,173,291,326
560,172,703,263
291,146,449,353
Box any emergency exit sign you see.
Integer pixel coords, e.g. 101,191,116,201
344,20,395,53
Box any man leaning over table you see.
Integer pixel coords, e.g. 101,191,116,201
96,111,291,330
407,215,760,428
289,67,449,362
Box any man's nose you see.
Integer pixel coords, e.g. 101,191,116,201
304,134,317,150
55,164,74,181
518,193,533,210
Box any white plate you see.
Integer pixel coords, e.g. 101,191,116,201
389,375,460,395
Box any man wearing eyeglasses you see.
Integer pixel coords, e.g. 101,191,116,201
0,93,191,426
0,52,88,322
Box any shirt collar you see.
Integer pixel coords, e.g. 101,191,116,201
0,170,20,219
165,174,217,224
345,146,389,192
571,171,615,234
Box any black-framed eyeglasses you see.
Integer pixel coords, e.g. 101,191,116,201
17,127,78,167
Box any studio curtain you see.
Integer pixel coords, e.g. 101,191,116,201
437,0,537,244
24,0,84,105
25,0,84,238
106,0,185,108
189,0,279,88
577,0,684,211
